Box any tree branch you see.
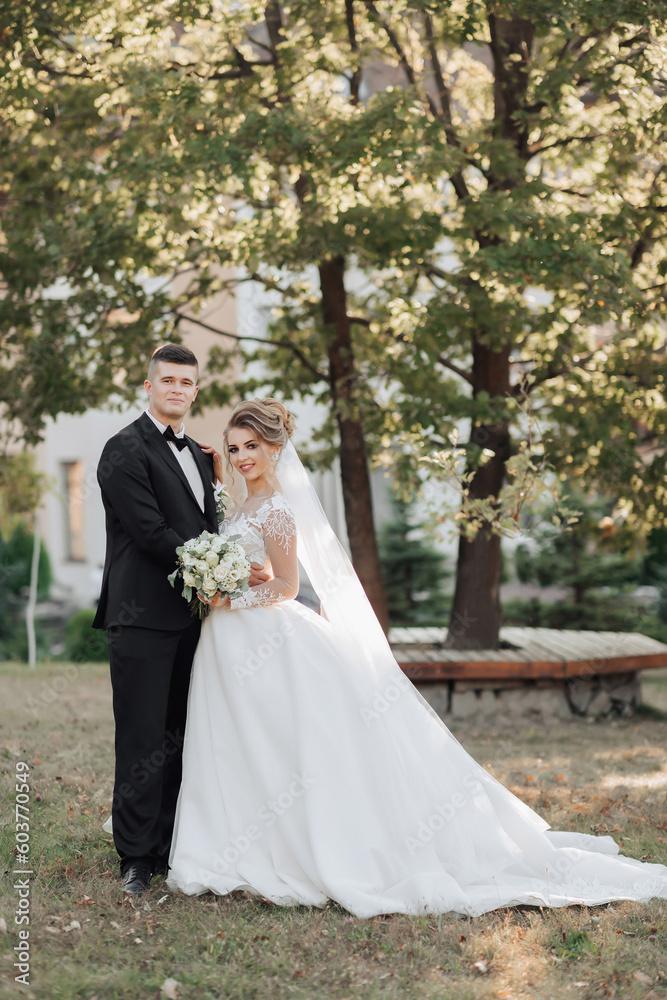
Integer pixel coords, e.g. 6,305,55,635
207,45,270,80
515,350,596,395
264,2,286,55
172,310,326,381
362,0,469,200
362,0,418,88
24,42,92,79
345,0,362,106
42,27,90,62
528,132,608,155
422,13,458,145
436,354,474,385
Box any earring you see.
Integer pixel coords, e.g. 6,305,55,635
272,453,279,462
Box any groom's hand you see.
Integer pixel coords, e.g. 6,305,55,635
249,561,272,587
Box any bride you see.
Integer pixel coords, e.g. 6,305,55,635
166,398,667,917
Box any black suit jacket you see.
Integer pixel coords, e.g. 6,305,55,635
93,412,218,631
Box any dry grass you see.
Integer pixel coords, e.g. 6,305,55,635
1,661,666,1000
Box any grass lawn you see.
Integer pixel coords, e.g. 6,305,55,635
1,661,667,1000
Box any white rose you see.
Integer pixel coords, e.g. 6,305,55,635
205,551,219,567
182,553,197,567
213,564,228,582
201,577,219,594
195,559,208,574
210,536,224,552
183,571,197,587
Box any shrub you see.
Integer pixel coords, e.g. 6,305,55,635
378,498,450,626
64,608,108,663
0,521,52,599
502,597,667,643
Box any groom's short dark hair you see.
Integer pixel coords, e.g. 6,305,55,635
148,343,199,380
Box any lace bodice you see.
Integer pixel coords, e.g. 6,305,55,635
220,492,298,609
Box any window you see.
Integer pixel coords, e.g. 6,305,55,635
61,461,86,562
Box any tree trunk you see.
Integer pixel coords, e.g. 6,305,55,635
318,255,390,632
26,510,40,668
488,13,535,161
447,341,511,649
445,12,535,648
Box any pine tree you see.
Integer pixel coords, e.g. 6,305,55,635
378,499,449,626
515,491,640,611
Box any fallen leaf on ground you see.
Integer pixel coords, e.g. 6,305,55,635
633,972,653,985
161,979,179,999
473,959,488,974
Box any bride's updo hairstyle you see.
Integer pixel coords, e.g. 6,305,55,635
224,398,295,456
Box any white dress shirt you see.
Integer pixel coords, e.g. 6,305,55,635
144,408,206,512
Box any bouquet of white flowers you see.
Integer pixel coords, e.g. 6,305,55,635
214,483,235,522
168,530,251,618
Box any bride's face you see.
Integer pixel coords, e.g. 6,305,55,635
226,426,278,485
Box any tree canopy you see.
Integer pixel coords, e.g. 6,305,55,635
2,1,666,644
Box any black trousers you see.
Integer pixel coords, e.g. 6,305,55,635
108,620,201,868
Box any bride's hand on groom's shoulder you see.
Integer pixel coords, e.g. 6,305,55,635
198,441,224,483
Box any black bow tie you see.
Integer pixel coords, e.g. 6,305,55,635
163,425,188,451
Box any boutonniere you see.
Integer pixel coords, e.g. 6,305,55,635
213,483,235,522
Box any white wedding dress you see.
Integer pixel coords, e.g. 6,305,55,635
166,483,667,917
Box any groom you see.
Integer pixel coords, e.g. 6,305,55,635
93,343,266,896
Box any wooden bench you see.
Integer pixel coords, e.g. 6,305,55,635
389,626,667,683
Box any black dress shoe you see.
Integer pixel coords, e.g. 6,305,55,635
121,860,152,897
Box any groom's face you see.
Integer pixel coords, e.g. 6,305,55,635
145,361,199,426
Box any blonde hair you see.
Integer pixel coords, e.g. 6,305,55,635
224,398,296,452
